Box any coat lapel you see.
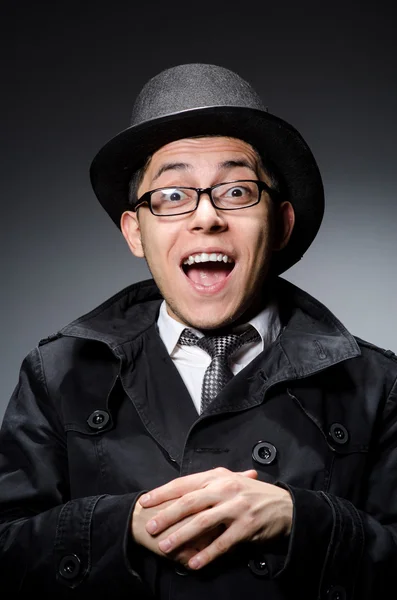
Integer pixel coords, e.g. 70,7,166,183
120,323,198,465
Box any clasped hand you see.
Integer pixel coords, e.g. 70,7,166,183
132,467,293,570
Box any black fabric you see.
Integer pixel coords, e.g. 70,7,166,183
0,277,397,599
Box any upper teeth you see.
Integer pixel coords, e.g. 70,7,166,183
183,252,233,265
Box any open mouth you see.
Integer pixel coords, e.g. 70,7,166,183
181,252,235,288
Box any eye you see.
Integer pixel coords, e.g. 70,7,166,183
222,184,252,198
227,186,245,197
161,188,189,202
212,181,258,208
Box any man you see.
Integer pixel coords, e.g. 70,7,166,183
0,63,396,599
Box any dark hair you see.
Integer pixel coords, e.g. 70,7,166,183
127,136,283,208
128,155,152,206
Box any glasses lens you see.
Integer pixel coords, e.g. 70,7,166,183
150,187,197,215
212,181,259,209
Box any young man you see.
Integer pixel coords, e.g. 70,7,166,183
0,64,396,599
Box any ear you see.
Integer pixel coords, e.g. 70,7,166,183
120,210,145,258
273,201,295,251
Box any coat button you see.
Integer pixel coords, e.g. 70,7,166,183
87,410,110,430
58,554,81,579
326,585,346,600
252,441,277,465
175,564,189,576
248,556,269,577
328,423,349,445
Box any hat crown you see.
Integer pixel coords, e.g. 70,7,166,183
130,63,266,126
90,62,324,274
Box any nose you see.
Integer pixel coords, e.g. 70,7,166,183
188,193,228,233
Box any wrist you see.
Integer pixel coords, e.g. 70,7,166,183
279,488,293,536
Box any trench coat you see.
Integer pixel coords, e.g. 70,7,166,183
0,277,396,599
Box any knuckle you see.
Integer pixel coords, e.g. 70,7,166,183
170,530,180,543
214,466,228,476
197,513,212,529
215,536,229,554
223,479,241,495
235,496,250,511
242,512,256,530
180,494,195,510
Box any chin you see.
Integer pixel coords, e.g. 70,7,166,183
177,307,241,331
191,318,232,331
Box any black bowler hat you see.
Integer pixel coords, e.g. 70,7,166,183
89,63,324,274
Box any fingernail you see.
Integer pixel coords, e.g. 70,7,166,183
146,519,157,534
159,538,172,552
140,494,150,505
189,556,201,569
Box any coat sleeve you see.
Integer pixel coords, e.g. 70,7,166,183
0,348,155,598
268,375,397,600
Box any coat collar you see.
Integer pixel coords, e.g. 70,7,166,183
60,277,361,377
275,279,361,380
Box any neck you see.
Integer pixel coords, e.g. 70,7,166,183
198,279,276,336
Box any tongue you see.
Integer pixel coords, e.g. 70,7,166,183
186,264,233,286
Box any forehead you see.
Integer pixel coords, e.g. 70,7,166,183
149,136,259,166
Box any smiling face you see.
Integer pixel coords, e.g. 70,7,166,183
121,136,294,330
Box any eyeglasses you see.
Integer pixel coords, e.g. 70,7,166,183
133,180,278,216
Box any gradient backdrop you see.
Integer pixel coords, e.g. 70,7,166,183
2,2,396,422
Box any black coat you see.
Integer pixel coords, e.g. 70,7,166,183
1,278,396,599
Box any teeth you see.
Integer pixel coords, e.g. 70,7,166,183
183,252,234,265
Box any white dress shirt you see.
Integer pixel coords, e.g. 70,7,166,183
157,299,282,414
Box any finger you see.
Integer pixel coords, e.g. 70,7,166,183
174,547,198,567
187,525,241,570
158,507,226,554
146,488,218,535
146,470,259,534
240,469,258,479
173,531,222,566
139,467,230,507
139,474,206,508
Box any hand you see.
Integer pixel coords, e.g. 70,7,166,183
138,467,293,570
132,497,224,566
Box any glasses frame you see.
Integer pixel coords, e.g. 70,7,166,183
132,179,278,216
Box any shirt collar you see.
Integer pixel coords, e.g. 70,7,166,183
157,299,281,356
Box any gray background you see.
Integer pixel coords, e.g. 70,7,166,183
1,1,396,422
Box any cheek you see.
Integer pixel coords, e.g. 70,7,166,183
242,227,274,285
249,221,273,257
141,223,180,268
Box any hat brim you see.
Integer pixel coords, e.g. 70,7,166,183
89,106,324,274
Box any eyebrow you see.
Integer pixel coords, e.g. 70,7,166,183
152,163,191,183
218,159,257,174
151,158,258,184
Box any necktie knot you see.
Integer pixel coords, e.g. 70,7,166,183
196,329,258,359
178,327,258,357
178,326,260,412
